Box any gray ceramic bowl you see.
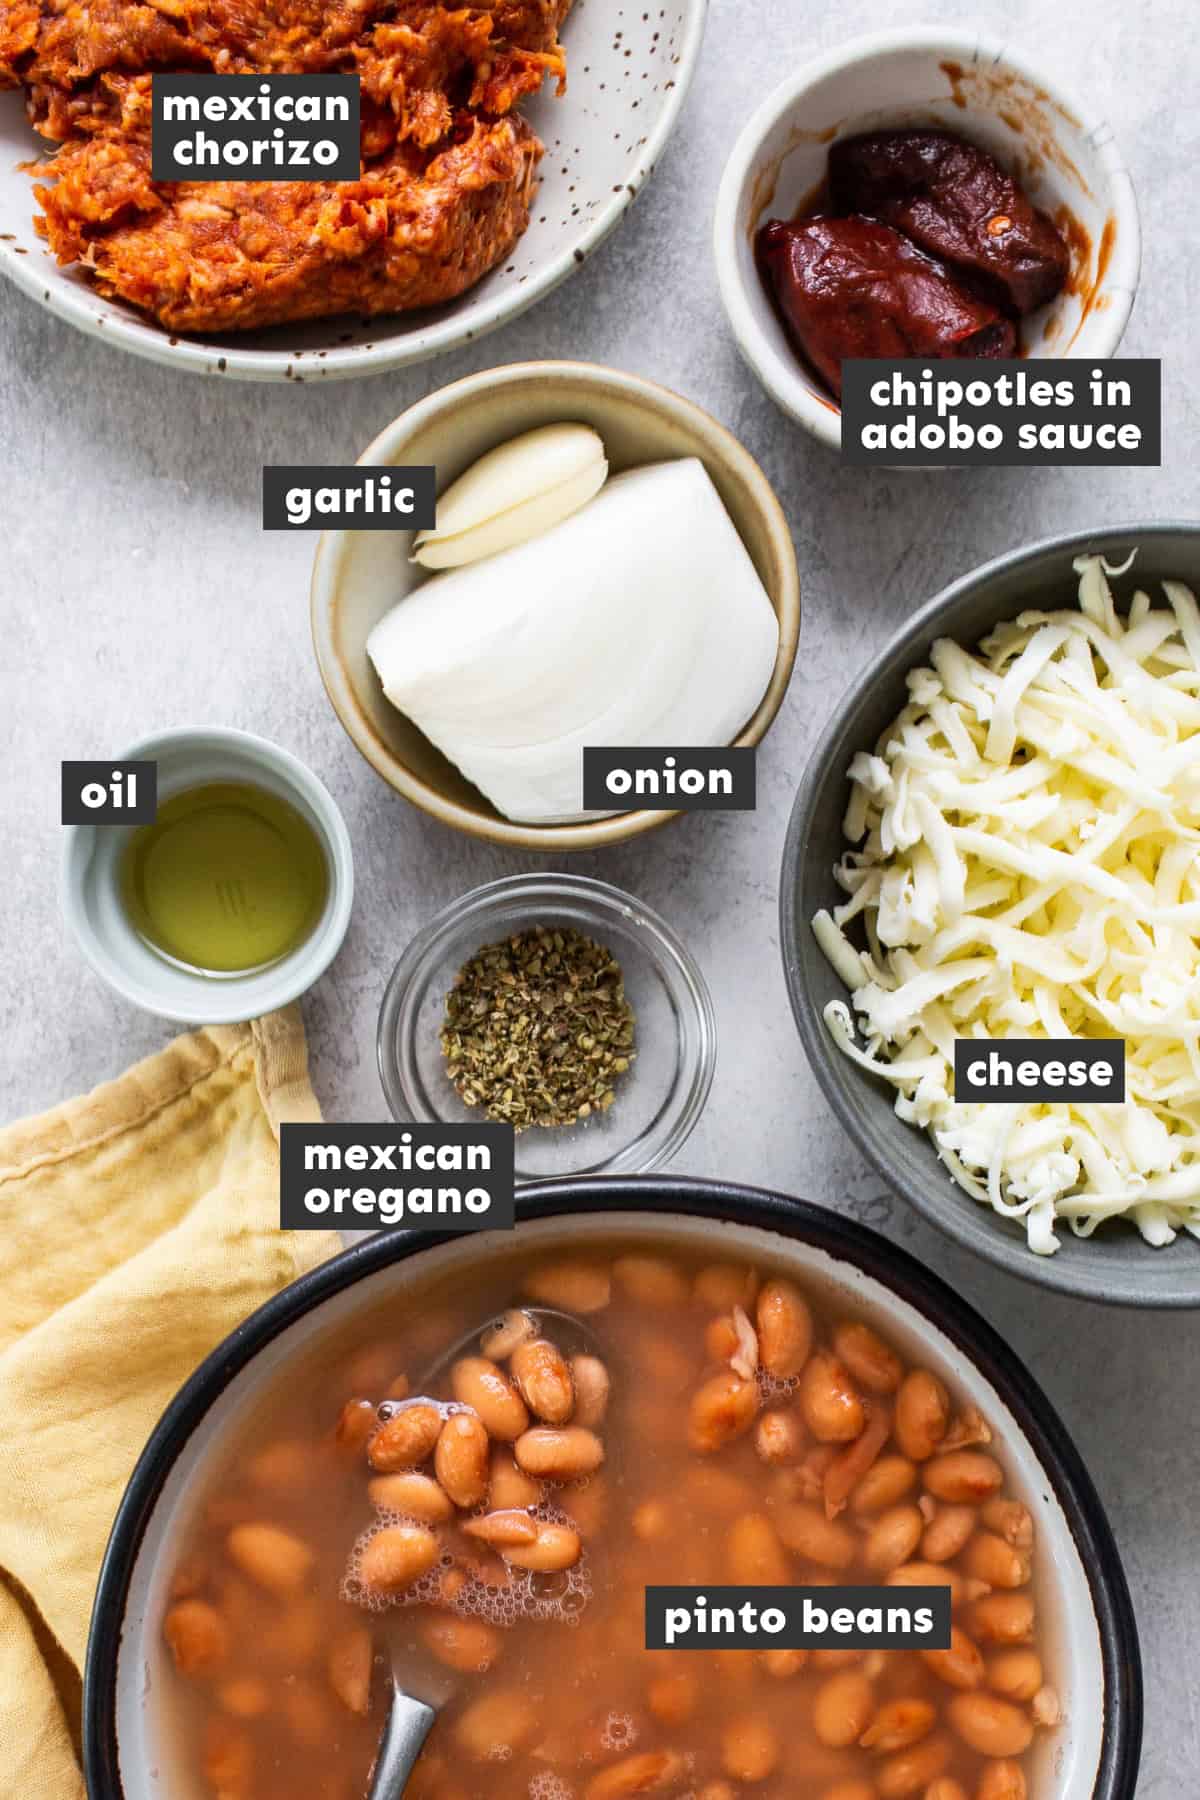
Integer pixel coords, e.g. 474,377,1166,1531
781,523,1200,1307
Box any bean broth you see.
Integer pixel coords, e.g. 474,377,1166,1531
161,1240,1058,1800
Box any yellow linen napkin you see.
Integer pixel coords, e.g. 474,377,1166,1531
0,1006,341,1799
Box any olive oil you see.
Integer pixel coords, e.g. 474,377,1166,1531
121,781,328,975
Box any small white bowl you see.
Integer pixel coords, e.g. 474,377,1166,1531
61,726,354,1024
0,0,707,381
713,27,1141,450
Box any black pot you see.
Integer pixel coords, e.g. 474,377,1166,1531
84,1178,1142,1798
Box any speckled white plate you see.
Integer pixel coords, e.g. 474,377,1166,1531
0,0,707,380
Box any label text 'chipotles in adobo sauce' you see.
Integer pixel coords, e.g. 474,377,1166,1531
840,359,1160,466
159,1238,1060,1799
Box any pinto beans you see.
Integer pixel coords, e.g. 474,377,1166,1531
813,1670,875,1748
922,1452,1004,1505
585,1752,686,1799
421,1612,502,1674
755,1408,806,1466
985,1649,1043,1702
946,1692,1034,1758
726,1512,791,1586
368,1403,443,1472
876,1733,952,1797
480,1309,536,1361
920,1627,985,1691
461,1509,539,1547
887,1563,963,1609
761,1647,807,1677
451,1357,529,1441
503,1522,582,1571
488,1446,542,1511
647,1671,698,1726
514,1425,605,1480
962,1530,1032,1589
833,1321,904,1394
981,1498,1034,1548
693,1264,759,1311
688,1371,759,1453
864,1504,924,1574
721,1713,780,1782
217,1678,270,1720
613,1255,691,1307
851,1455,917,1514
435,1413,490,1509
977,1764,1028,1800
523,1261,611,1314
164,1600,229,1678
571,1355,611,1429
169,1245,1057,1800
894,1371,950,1462
366,1471,454,1523
706,1315,740,1363
335,1398,378,1452
800,1353,866,1443
327,1624,373,1715
247,1440,309,1492
858,1697,936,1752
968,1590,1036,1645
756,1279,813,1378
921,1505,977,1563
226,1525,314,1597
773,1499,858,1569
510,1339,575,1424
202,1718,254,1797
359,1524,440,1594
455,1690,537,1760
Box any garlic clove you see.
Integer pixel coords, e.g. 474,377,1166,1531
413,423,607,569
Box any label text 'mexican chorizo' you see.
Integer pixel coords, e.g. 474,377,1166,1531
152,75,361,181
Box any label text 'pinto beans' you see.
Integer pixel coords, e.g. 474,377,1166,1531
645,1585,952,1650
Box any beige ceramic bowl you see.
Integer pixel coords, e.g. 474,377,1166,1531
310,361,801,849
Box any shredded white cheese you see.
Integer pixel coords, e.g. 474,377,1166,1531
813,554,1200,1255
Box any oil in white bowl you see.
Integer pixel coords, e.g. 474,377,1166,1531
120,781,328,976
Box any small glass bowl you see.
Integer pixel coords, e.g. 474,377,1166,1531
378,874,716,1180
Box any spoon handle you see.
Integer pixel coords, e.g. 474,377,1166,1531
367,1689,437,1799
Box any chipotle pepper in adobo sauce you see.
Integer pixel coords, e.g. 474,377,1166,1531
828,129,1070,316
757,215,1015,399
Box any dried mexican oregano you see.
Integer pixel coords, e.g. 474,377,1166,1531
440,925,637,1131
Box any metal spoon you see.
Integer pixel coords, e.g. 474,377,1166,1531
364,1305,604,1799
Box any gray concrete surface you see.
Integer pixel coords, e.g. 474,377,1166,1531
1,0,1195,1788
